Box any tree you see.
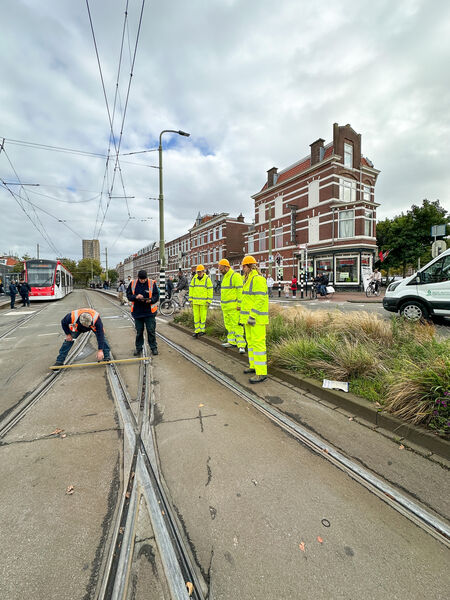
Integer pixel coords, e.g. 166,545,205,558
107,269,119,285
12,253,32,273
377,200,449,277
58,258,77,275
75,258,102,285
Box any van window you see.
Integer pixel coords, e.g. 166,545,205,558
420,255,450,283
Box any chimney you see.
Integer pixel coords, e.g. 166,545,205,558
310,138,325,165
267,167,278,188
236,213,244,222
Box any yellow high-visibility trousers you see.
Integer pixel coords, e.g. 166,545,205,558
244,323,267,375
193,304,208,334
222,310,246,348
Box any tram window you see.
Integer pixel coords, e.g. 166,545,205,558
62,271,66,287
55,271,61,286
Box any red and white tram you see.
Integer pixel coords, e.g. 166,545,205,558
24,259,73,301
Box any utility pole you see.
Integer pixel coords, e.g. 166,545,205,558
105,247,108,284
37,243,39,259
268,204,273,277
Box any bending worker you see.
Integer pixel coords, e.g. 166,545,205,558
126,269,160,356
189,264,213,338
218,258,245,353
54,308,111,366
239,255,269,384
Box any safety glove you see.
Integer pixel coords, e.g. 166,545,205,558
247,316,256,326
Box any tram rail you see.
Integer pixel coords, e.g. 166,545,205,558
94,288,450,549
0,302,51,341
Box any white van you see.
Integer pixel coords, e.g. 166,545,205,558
383,248,450,320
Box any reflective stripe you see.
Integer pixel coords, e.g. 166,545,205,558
254,361,267,366
221,299,236,304
253,351,266,356
251,308,269,315
240,310,250,315
243,290,267,296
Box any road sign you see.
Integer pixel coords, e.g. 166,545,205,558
431,224,446,238
432,240,447,258
268,255,274,262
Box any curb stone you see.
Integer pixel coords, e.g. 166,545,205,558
169,320,449,461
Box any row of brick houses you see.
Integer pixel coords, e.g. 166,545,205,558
116,123,380,289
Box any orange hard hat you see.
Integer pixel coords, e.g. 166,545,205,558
218,259,230,267
196,264,205,272
242,255,257,266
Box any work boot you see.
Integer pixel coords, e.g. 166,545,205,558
239,348,246,354
53,361,63,367
151,348,158,356
198,331,205,336
249,375,267,384
221,342,235,347
134,349,142,356
192,333,198,338
243,367,255,374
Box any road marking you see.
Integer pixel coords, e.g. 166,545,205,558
0,337,16,341
156,317,167,324
38,333,59,336
118,325,132,328
4,311,36,316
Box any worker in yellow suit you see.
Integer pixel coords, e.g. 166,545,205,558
239,255,269,384
218,258,245,354
189,265,213,338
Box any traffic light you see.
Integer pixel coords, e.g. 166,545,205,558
276,255,281,265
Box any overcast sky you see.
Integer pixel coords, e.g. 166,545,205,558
1,0,449,265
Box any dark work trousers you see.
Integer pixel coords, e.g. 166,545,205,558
56,332,111,364
21,294,30,307
134,315,157,352
10,294,16,309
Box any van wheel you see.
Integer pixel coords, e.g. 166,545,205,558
400,301,429,321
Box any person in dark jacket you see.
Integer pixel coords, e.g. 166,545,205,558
318,273,329,296
9,281,18,309
54,308,111,366
126,269,160,356
18,279,31,307
165,276,174,299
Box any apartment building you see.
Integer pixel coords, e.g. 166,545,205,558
249,123,380,288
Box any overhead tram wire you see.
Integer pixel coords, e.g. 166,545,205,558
86,0,134,239
0,146,61,256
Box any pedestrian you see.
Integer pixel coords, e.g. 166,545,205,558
53,308,111,366
18,279,31,307
126,269,160,356
291,276,298,298
175,269,188,304
117,280,126,305
318,273,329,297
283,281,290,298
266,274,274,298
239,255,269,384
9,280,18,309
0,280,4,295
218,258,245,353
165,275,174,300
189,264,213,338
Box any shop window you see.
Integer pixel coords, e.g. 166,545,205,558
275,227,283,249
340,178,356,203
315,258,333,281
338,209,355,238
248,235,254,254
344,142,353,168
336,257,358,283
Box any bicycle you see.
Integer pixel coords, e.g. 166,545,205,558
159,291,190,316
365,280,380,297
309,282,318,299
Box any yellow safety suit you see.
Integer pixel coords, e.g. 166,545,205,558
220,268,245,348
189,273,213,334
239,270,269,375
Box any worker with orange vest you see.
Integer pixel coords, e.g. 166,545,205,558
126,269,160,356
53,308,111,366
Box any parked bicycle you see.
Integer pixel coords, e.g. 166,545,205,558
365,280,380,297
159,291,190,316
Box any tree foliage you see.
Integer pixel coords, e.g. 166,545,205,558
75,258,102,285
376,200,449,276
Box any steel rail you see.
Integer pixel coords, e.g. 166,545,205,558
92,289,450,546
157,331,450,548
87,290,204,599
0,302,51,340
0,293,94,437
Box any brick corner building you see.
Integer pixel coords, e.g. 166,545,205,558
250,123,380,289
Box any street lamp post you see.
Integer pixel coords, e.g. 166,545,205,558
158,129,190,299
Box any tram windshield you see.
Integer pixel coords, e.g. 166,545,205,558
27,262,56,287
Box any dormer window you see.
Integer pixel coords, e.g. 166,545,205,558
344,142,353,168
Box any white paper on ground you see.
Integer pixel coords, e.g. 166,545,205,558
322,379,349,392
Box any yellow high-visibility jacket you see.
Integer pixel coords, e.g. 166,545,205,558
220,268,243,311
239,270,269,325
189,274,213,305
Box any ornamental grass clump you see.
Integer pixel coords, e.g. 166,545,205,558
311,338,385,380
269,336,330,375
384,355,450,435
